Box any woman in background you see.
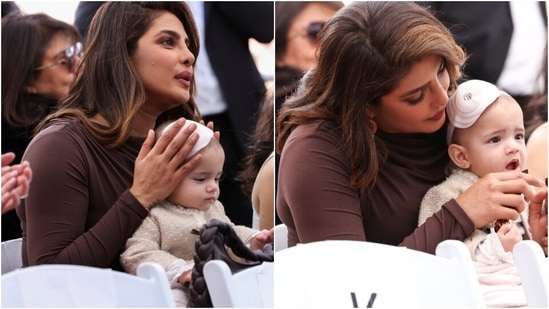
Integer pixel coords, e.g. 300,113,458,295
1,12,81,241
237,89,275,230
275,1,344,109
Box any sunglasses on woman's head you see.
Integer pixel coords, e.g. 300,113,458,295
35,42,83,72
305,21,325,41
290,21,326,43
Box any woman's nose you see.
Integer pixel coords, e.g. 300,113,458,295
181,46,195,66
431,84,448,109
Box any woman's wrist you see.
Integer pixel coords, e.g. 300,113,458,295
129,187,155,210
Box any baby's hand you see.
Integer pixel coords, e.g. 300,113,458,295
177,269,192,285
250,228,274,251
496,223,522,252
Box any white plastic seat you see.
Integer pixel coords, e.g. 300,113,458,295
274,223,288,252
275,239,485,308
1,262,175,307
1,237,23,274
513,240,548,307
204,260,273,307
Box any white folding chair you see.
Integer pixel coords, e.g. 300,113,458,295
513,240,548,308
275,239,485,308
274,223,288,252
1,262,175,307
204,260,273,307
1,237,22,274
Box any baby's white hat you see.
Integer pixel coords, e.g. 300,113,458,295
162,120,214,159
446,79,504,145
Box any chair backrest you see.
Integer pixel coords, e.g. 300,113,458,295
1,238,22,274
204,260,274,307
275,239,485,308
274,223,288,252
513,240,548,308
1,262,175,307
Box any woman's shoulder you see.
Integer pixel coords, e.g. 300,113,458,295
259,151,275,169
287,120,341,145
25,117,89,153
280,120,349,169
527,122,547,146
283,120,344,157
35,116,88,139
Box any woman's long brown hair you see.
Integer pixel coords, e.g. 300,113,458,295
276,2,466,191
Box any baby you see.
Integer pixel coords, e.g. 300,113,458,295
419,79,530,307
121,120,273,307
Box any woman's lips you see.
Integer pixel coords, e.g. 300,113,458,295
429,110,444,121
175,71,192,87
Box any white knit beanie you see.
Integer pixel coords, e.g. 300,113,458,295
446,79,504,144
162,120,214,159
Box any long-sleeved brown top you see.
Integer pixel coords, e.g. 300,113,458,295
276,120,475,254
18,117,149,271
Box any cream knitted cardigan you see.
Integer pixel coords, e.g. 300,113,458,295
120,200,257,277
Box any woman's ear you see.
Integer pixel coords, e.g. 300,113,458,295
448,144,471,169
367,117,377,134
365,106,378,134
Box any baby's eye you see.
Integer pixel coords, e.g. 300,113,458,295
515,133,524,140
193,178,206,182
488,136,501,143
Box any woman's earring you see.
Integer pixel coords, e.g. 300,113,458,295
25,85,37,94
368,118,377,134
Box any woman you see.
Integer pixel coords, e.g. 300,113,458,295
276,2,547,254
275,1,343,109
18,2,203,271
2,12,81,241
237,89,275,230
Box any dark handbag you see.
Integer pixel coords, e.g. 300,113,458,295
188,219,274,307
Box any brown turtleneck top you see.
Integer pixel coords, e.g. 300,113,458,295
276,120,475,254
18,117,149,271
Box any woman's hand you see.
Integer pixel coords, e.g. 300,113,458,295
528,187,548,255
200,120,220,141
2,153,32,214
130,118,201,209
249,228,274,251
455,171,544,229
